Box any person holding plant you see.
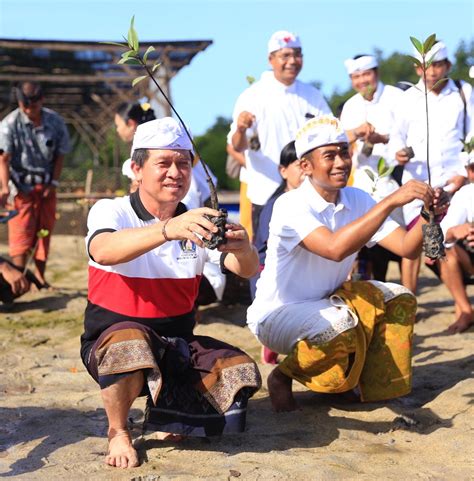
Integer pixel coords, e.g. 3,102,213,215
341,54,403,201
229,30,331,236
389,41,472,293
0,81,71,287
247,114,448,412
81,117,261,469
341,54,405,281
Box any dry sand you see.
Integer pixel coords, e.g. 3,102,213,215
0,235,473,481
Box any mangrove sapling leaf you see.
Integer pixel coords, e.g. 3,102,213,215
143,46,155,63
364,169,375,182
132,75,148,87
246,76,256,85
410,36,424,54
107,16,227,248
429,78,448,93
423,33,437,54
406,55,423,69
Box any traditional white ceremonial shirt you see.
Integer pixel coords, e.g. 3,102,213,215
228,71,331,205
341,82,402,198
440,183,474,248
389,79,472,186
246,177,399,352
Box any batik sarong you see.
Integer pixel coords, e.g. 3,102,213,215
279,281,416,402
85,321,262,436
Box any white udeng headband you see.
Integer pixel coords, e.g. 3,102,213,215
344,55,378,75
414,41,448,63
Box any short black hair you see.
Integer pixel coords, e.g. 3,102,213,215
280,141,298,167
131,148,150,167
116,102,156,125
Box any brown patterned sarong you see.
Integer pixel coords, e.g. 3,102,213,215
85,321,262,436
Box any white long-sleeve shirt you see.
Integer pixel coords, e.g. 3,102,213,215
340,82,402,198
228,71,331,205
389,79,472,188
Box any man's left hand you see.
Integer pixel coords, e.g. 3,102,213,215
218,223,253,255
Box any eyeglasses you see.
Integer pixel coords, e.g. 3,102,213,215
273,51,303,62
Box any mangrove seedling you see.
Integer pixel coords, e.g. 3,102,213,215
363,157,394,196
104,17,227,248
407,34,446,260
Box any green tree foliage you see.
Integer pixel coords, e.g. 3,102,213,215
194,116,239,190
449,39,474,81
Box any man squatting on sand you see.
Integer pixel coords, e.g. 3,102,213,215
80,118,261,468
247,114,449,412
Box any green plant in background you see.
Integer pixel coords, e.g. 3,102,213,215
364,157,394,195
103,16,220,210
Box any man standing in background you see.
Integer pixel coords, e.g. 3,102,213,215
389,41,472,293
0,82,71,286
229,30,331,235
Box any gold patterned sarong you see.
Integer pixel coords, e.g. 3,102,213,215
278,281,416,402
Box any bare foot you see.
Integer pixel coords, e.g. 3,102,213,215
447,312,474,334
154,431,185,442
267,367,298,412
105,428,139,469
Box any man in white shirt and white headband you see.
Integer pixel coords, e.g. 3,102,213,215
341,54,404,282
341,54,403,200
247,114,448,412
229,30,331,235
389,41,473,293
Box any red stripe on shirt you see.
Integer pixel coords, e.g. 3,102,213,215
88,266,200,318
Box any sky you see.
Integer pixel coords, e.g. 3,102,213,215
0,0,473,136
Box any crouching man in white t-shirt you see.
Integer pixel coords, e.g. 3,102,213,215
247,115,448,412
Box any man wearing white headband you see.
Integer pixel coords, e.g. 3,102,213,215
81,117,261,469
389,41,473,294
247,115,448,412
340,54,404,281
228,30,331,236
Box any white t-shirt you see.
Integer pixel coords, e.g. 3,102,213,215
228,71,331,205
246,177,399,335
440,183,474,248
341,82,402,198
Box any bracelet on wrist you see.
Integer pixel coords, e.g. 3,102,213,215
161,218,171,242
50,180,59,187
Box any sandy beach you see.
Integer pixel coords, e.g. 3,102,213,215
0,235,473,480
